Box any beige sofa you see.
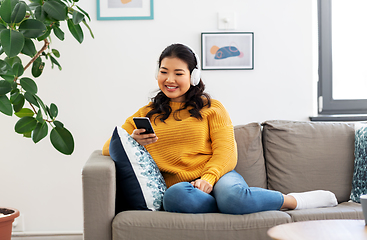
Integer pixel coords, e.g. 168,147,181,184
82,120,364,240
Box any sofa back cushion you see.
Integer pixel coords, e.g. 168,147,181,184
262,120,355,202
234,123,267,189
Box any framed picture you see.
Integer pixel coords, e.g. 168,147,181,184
97,0,154,20
201,32,254,70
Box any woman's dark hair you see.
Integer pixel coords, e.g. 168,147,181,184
146,43,211,122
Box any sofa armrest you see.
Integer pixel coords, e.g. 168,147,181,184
82,150,116,240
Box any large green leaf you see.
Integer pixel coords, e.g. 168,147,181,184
53,120,63,128
14,108,34,118
36,26,51,41
67,19,83,43
50,126,74,155
0,0,18,24
34,5,46,22
49,103,57,118
0,80,12,95
32,121,48,143
0,74,15,82
18,19,47,38
10,90,22,104
20,77,37,94
11,81,17,90
30,0,43,5
11,1,26,23
4,56,21,67
31,57,44,78
50,55,61,70
12,93,24,112
24,92,39,107
76,5,90,21
72,10,84,25
10,89,19,103
21,38,37,57
35,109,44,123
0,94,12,116
12,62,24,77
28,1,41,9
1,29,25,58
0,60,11,74
51,49,60,58
14,116,37,133
43,0,67,21
82,20,94,39
53,26,64,41
33,94,47,116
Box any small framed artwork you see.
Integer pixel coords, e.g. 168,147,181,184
97,0,154,20
201,32,254,70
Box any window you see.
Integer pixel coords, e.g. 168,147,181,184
317,0,367,117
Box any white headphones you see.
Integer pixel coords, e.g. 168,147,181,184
155,44,201,86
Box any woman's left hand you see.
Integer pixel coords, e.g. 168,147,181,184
190,179,213,194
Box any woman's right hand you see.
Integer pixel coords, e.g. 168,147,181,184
131,129,158,146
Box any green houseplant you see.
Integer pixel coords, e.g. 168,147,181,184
0,0,93,155
0,0,92,238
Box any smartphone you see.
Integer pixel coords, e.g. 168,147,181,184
133,117,155,134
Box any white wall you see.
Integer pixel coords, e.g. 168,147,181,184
0,0,316,233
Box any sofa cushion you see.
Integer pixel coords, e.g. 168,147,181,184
113,210,291,240
109,126,167,213
262,120,355,202
286,201,363,222
234,123,267,188
350,123,367,203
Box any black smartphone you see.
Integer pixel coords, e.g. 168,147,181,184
133,117,155,134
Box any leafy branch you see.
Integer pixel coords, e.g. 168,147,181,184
0,0,93,155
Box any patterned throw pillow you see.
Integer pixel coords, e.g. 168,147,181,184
350,123,367,203
109,126,166,213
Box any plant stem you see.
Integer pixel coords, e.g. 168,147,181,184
29,102,52,123
23,39,50,72
29,101,37,113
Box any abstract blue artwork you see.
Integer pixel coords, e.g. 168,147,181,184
201,32,254,70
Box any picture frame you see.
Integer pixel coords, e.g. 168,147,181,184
201,32,254,70
97,0,154,20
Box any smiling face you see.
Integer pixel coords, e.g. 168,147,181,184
157,57,191,102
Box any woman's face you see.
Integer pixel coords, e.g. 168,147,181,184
157,57,191,102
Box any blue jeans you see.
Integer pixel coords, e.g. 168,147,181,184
163,170,284,214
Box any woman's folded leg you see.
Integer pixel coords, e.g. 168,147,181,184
163,182,219,213
213,170,284,214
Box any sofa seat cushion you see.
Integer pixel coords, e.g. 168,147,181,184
285,201,363,222
112,210,291,240
262,120,355,203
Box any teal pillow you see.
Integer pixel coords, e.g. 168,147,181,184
350,123,367,203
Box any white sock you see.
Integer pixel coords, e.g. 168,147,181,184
288,190,338,210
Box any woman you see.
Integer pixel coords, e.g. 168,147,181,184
103,43,337,214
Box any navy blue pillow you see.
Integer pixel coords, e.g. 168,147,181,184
350,124,367,203
109,126,166,213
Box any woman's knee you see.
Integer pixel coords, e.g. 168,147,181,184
163,182,190,211
214,171,248,192
215,183,254,214
163,182,218,213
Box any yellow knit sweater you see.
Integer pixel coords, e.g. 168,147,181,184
102,99,237,188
